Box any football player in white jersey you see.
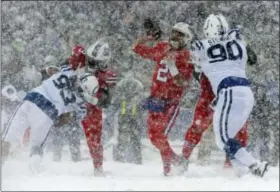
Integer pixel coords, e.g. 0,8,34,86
1,50,99,173
190,14,268,177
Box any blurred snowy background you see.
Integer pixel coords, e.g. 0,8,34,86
1,1,279,167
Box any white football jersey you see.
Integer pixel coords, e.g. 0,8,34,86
191,29,248,95
32,66,84,116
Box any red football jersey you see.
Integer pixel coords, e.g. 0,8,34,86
94,68,118,99
133,42,193,104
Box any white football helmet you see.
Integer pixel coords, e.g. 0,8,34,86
86,38,111,70
203,14,229,39
170,22,194,49
79,73,99,105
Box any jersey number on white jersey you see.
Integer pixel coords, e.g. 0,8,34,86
207,40,242,63
53,75,77,106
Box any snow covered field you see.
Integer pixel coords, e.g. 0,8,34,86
2,140,279,191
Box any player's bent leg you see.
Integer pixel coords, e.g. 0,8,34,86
182,83,215,160
224,121,249,168
147,107,181,176
182,103,213,161
214,87,268,177
68,127,82,162
148,124,174,175
82,105,104,176
52,127,63,162
2,101,30,164
27,101,54,173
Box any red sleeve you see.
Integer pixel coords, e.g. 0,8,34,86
177,51,194,81
200,73,215,101
133,42,165,61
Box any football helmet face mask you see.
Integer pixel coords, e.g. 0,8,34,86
169,22,194,49
87,58,106,72
203,14,229,39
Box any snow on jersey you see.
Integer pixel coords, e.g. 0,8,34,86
32,66,85,117
190,29,248,95
133,41,193,104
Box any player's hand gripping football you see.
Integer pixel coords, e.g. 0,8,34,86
143,18,162,40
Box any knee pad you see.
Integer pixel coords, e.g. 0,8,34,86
224,139,242,160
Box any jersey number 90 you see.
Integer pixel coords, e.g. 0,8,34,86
53,75,77,106
207,40,243,63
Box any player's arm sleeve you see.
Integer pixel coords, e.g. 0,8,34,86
246,45,257,65
178,55,194,82
191,59,202,82
229,28,257,66
132,43,161,61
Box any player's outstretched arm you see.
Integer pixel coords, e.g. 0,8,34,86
132,36,161,61
246,45,257,65
229,27,257,66
143,17,162,41
132,17,164,61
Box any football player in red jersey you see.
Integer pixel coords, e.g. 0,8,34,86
41,43,117,176
132,22,194,176
81,39,118,176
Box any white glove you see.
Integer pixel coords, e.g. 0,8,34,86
1,84,26,102
22,65,42,84
82,92,98,105
1,84,18,101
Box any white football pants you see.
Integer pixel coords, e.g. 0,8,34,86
213,86,258,167
2,100,53,152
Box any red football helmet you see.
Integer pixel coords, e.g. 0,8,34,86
68,45,86,71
